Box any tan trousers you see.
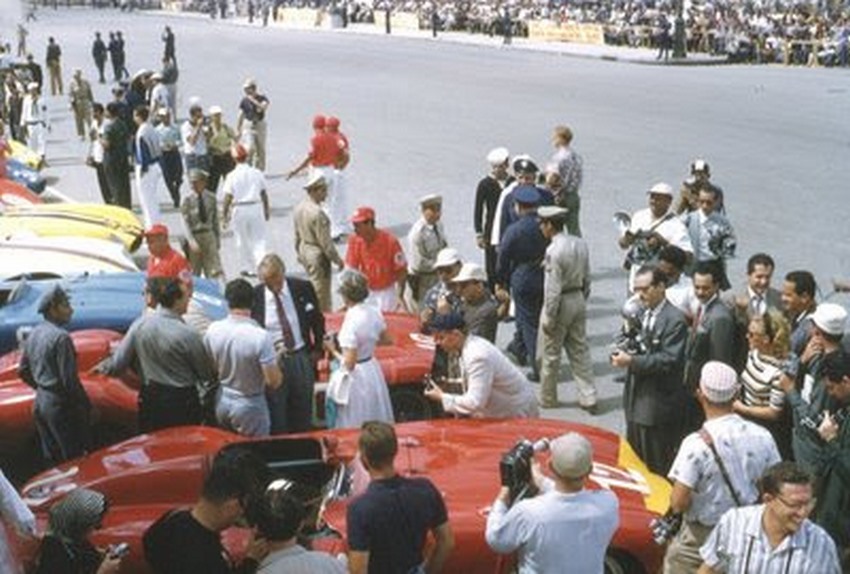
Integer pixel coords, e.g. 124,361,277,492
663,521,714,574
539,292,596,406
188,231,223,280
48,61,63,95
301,255,332,312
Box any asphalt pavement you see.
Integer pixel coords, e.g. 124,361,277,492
4,7,850,436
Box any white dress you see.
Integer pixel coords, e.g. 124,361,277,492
1,470,36,574
333,302,395,428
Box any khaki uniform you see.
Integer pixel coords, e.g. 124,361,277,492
406,217,447,307
68,76,93,139
539,230,596,407
293,197,342,311
180,190,223,279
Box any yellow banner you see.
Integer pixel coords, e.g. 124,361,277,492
528,20,605,45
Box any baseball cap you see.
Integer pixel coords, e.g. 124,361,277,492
350,206,375,224
550,432,593,479
699,361,739,403
144,223,169,237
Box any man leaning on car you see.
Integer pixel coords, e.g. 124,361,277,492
485,432,619,572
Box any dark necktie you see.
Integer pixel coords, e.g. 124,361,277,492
272,289,296,350
198,194,207,223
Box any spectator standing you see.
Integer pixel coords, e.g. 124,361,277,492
449,263,499,343
547,125,584,237
206,106,237,192
537,205,596,411
474,146,512,289
496,186,548,382
24,53,43,91
236,78,269,171
181,103,209,172
326,116,350,239
107,33,122,82
683,186,736,290
612,266,689,475
35,489,122,574
252,254,325,433
658,245,698,319
68,68,94,142
323,270,395,428
144,224,190,279
180,169,223,281
347,421,454,574
253,485,346,573
424,312,539,418
21,82,47,164
205,279,281,437
699,462,840,574
345,206,408,312
0,469,37,574
286,115,340,223
45,37,63,96
663,361,780,573
407,193,448,308
148,73,170,119
91,32,107,84
811,351,850,560
155,108,183,209
87,103,111,205
98,276,215,432
778,270,817,390
486,432,618,572
144,448,270,574
160,56,179,118
293,172,344,311
16,24,28,58
18,285,92,465
134,105,165,227
618,182,693,292
222,144,270,277
683,262,737,431
5,79,24,142
677,159,724,215
100,102,131,209
162,25,175,62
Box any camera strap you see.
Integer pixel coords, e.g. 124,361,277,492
698,428,743,507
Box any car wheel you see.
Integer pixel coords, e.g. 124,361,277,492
604,549,645,574
390,387,432,422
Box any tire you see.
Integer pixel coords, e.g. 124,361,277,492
390,387,432,422
604,549,646,574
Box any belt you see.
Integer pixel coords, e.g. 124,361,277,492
561,286,583,294
192,228,214,235
276,344,307,356
357,356,373,364
234,200,260,206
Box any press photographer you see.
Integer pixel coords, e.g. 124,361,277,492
611,266,689,475
485,432,618,573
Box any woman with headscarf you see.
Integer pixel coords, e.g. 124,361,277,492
1,469,36,574
324,269,395,428
35,488,122,574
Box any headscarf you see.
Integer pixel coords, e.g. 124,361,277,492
47,489,107,543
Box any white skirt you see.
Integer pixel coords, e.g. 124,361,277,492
334,358,394,429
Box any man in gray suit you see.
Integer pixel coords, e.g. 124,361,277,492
683,262,737,432
722,252,783,369
612,266,688,474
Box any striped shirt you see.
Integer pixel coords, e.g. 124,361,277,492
740,350,785,410
700,505,840,574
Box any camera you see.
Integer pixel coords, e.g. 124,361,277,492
499,438,550,505
649,510,682,545
107,542,130,559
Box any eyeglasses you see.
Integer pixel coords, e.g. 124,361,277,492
775,495,816,512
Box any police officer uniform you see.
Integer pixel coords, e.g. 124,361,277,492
538,206,596,410
180,169,223,280
407,193,448,307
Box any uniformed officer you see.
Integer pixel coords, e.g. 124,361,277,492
18,285,92,464
537,206,597,411
293,172,343,311
68,68,93,141
180,168,223,281
407,193,448,308
496,185,549,382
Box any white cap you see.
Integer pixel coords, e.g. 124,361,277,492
648,182,674,197
538,206,569,219
208,105,222,115
304,171,327,190
699,361,739,403
550,432,593,479
812,303,848,337
434,248,461,269
486,147,509,166
419,193,442,207
449,263,486,283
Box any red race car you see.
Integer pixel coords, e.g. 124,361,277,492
12,419,670,573
0,313,435,458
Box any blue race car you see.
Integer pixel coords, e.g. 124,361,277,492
6,157,47,194
0,272,227,354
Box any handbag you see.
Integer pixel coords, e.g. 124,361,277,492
327,368,352,406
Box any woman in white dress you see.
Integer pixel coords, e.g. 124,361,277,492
324,269,395,428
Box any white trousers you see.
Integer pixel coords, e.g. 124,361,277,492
367,286,400,313
135,163,164,228
27,123,46,159
232,203,267,274
331,168,350,237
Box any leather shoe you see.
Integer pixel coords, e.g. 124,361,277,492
580,403,598,415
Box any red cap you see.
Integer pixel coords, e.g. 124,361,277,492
231,144,248,162
326,116,340,130
312,115,326,130
350,206,375,224
144,223,169,237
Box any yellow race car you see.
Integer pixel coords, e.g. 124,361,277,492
0,203,145,252
8,139,43,170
